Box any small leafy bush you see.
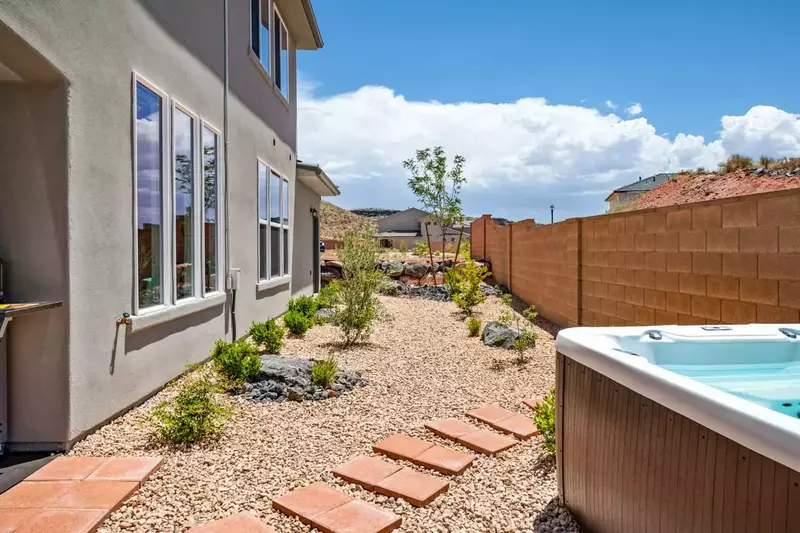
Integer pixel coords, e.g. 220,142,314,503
249,319,284,353
311,357,338,387
398,240,408,254
532,389,556,454
447,259,490,315
718,153,754,173
317,281,340,309
151,376,231,445
283,310,312,336
288,295,318,319
412,241,429,256
467,316,482,337
211,339,261,388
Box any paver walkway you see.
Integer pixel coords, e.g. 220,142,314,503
467,404,540,439
523,398,541,410
332,455,449,507
424,418,518,455
272,482,401,533
0,456,163,533
189,512,275,532
372,434,476,475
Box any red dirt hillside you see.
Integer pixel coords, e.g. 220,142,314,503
628,170,800,211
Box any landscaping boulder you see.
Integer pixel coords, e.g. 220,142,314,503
481,321,521,349
404,261,429,278
386,261,405,277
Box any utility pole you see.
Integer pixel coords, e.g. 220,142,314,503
550,204,555,224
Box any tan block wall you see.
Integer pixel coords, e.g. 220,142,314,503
470,189,800,327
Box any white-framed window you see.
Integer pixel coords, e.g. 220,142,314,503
132,72,224,315
257,162,290,281
250,0,271,74
273,6,289,100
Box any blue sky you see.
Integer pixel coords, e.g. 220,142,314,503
297,0,800,222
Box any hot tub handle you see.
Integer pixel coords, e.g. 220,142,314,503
645,329,663,340
778,327,798,339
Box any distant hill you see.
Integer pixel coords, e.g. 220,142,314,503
350,207,401,219
320,201,377,241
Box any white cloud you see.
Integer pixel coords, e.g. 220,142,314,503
605,100,617,110
297,84,799,218
626,103,643,116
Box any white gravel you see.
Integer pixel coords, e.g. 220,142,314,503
71,294,560,533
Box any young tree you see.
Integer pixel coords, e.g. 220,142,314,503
403,147,467,284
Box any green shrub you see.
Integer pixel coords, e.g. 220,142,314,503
467,316,482,337
412,241,429,256
151,377,231,445
288,295,318,319
210,339,261,388
333,232,385,347
311,357,338,387
249,319,284,353
718,153,754,173
283,310,312,336
398,240,408,254
447,259,490,315
317,281,340,309
532,389,556,454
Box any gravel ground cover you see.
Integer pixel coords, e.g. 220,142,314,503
71,294,561,533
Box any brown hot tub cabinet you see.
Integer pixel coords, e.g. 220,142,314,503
555,336,800,532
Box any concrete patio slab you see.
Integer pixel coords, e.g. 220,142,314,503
457,430,518,455
375,468,449,507
51,480,139,511
312,499,401,533
85,457,163,485
371,434,434,462
26,457,107,482
189,513,276,532
13,509,106,533
0,481,77,508
424,418,476,439
332,456,402,491
411,445,475,475
271,482,353,525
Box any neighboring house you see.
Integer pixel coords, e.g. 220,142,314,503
605,173,673,211
0,0,338,452
374,208,470,250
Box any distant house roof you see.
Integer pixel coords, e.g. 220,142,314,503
605,173,674,201
373,231,421,238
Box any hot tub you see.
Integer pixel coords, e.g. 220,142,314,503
555,324,800,533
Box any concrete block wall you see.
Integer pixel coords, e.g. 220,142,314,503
470,188,800,328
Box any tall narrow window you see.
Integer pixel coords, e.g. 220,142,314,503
282,178,289,275
270,171,282,278
258,162,269,281
202,126,218,293
251,0,270,73
135,81,164,309
174,107,194,300
250,0,260,57
274,9,288,99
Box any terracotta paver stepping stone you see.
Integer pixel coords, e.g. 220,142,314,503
372,434,433,462
523,398,541,410
457,430,518,455
52,480,139,511
424,418,476,439
0,481,77,508
26,457,107,481
467,405,540,439
85,457,163,485
375,468,449,507
332,456,402,490
411,446,475,475
272,482,353,525
189,513,276,532
312,500,401,533
13,509,106,533
0,508,39,533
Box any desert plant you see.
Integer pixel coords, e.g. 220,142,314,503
759,155,776,169
498,293,514,326
467,316,482,337
718,154,754,173
412,241,429,256
210,339,261,388
311,356,338,387
379,277,401,296
249,319,284,354
398,240,408,254
447,259,490,315
317,281,340,309
150,376,231,445
333,231,385,347
288,295,318,320
497,294,539,363
283,309,312,336
532,389,556,454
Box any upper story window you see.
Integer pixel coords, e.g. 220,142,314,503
273,7,289,100
258,162,290,282
250,0,270,74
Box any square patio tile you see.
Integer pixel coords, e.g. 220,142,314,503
332,456,402,490
51,481,139,511
13,509,106,533
85,457,163,485
0,509,39,533
523,398,542,410
411,446,475,475
0,481,77,509
423,419,477,440
272,482,353,525
491,413,540,440
189,512,276,532
456,430,518,455
26,457,107,482
372,434,434,462
312,500,401,533
375,468,449,507
466,404,515,425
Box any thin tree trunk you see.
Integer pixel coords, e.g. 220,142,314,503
425,222,437,286
453,226,464,266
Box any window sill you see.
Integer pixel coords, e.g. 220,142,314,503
129,292,226,333
257,276,291,292
248,48,274,87
272,82,290,111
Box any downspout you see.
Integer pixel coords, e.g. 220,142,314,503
223,0,236,340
